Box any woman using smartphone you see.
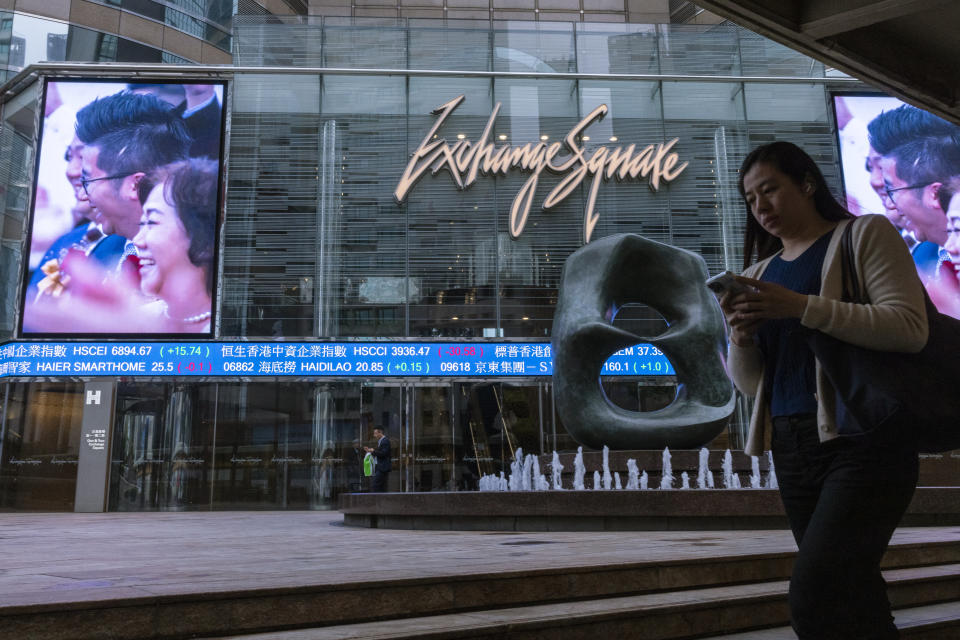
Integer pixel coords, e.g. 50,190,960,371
721,141,926,639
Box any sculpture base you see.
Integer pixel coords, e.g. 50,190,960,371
340,450,960,530
339,487,960,531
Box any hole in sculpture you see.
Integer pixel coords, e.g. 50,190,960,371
609,302,668,335
602,303,676,413
601,379,678,413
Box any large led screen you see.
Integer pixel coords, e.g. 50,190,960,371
20,79,226,337
833,93,960,318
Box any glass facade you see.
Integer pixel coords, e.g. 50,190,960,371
91,0,233,52
0,381,83,510
0,5,225,85
220,19,845,343
0,18,867,511
0,80,38,337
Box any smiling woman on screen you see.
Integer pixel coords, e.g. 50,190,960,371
135,158,218,333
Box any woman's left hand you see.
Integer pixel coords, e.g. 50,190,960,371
728,275,809,322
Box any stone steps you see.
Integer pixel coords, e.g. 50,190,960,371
216,564,960,639
4,532,958,639
719,601,960,639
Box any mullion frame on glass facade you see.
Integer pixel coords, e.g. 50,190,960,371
490,77,581,338
0,79,39,337
322,74,408,339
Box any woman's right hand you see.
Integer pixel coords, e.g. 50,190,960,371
719,290,762,347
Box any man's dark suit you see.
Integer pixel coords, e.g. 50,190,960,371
371,435,391,493
174,97,222,159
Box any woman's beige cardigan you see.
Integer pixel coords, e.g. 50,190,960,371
728,215,928,456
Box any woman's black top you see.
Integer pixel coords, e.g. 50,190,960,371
758,229,834,418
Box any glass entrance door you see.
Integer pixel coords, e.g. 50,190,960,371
110,382,215,511
0,382,84,511
409,384,453,492
452,381,551,486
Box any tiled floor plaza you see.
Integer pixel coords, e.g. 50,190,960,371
1,512,959,638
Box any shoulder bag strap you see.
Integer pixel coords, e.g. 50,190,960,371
839,217,866,304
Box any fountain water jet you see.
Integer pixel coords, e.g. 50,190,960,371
509,448,523,491
722,449,734,489
659,447,674,490
551,451,564,490
521,453,533,491
697,447,714,489
750,456,762,489
573,447,586,491
766,450,778,489
626,459,640,490
602,446,613,490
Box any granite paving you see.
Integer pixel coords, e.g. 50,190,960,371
0,511,958,613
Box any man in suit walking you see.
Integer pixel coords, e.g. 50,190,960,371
365,427,391,493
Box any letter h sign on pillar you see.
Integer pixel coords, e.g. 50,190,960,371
76,382,116,512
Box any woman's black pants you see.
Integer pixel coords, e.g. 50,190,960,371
772,414,919,639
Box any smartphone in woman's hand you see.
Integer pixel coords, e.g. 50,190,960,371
706,271,751,297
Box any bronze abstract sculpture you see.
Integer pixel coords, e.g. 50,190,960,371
552,234,736,450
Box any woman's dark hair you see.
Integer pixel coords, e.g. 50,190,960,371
937,175,960,213
738,141,854,269
138,158,219,293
